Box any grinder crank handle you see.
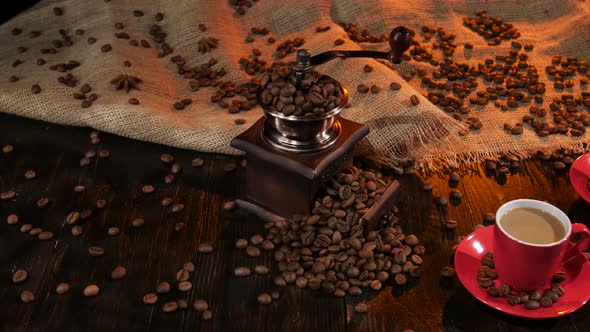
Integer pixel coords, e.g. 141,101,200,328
293,26,412,73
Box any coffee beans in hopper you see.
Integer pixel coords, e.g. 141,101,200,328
258,62,344,117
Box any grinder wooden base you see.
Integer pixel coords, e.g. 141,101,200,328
230,116,368,217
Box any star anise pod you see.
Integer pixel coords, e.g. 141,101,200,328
110,74,143,93
197,37,219,54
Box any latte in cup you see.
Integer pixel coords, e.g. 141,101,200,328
500,207,566,245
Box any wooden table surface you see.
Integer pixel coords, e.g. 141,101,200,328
0,113,589,332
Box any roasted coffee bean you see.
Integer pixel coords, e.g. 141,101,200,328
111,266,127,280
71,225,83,236
171,203,184,213
223,200,236,211
74,185,86,192
128,98,140,105
198,243,213,253
66,211,80,224
142,185,155,193
334,39,344,46
2,145,13,153
29,228,42,236
107,227,120,236
394,273,407,285
12,270,28,284
193,299,208,312
24,170,37,180
38,231,54,240
176,269,189,282
31,84,42,94
20,224,33,233
163,301,178,313
525,300,540,310
389,82,402,90
250,234,264,245
274,275,287,287
295,276,308,288
160,153,174,163
223,163,237,172
363,64,373,73
357,84,369,93
20,290,35,303
88,246,105,256
246,246,261,257
131,218,145,228
450,189,462,201
370,85,381,94
529,290,542,301
83,285,100,297
143,293,158,304
436,195,448,206
192,158,204,167
7,214,19,225
171,163,182,174
257,293,272,305
410,95,420,105
37,197,49,207
234,267,251,277
487,286,500,297
56,282,70,295
235,238,248,249
441,266,456,277
552,272,567,283
157,282,171,294
178,281,192,291
81,100,93,108
202,310,213,320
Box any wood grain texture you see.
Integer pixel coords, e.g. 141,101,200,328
0,113,588,332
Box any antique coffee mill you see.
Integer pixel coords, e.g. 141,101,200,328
231,26,412,230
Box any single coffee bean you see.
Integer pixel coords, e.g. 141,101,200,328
254,265,269,275
271,291,280,300
235,238,248,249
88,246,105,256
0,191,16,201
36,197,49,207
257,293,272,305
540,296,553,307
71,225,83,236
274,276,287,287
450,189,462,201
410,95,420,105
31,84,42,94
498,283,511,297
449,172,461,183
66,211,80,224
250,234,264,245
354,302,369,313
223,201,236,211
178,281,192,291
348,286,362,296
20,224,33,233
171,163,183,174
394,273,407,285
487,286,500,297
171,203,184,213
192,158,204,167
29,228,42,236
7,214,19,225
543,290,559,302
202,310,212,320
163,301,178,313
101,44,112,52
193,299,208,312
74,185,86,192
128,98,140,105
223,163,237,172
56,282,70,294
2,145,14,153
12,270,28,284
176,269,190,282
20,290,35,303
552,272,567,283
177,299,189,310
83,285,100,297
357,84,369,93
436,195,448,206
132,218,145,228
160,153,174,163
441,266,456,277
234,266,251,277
156,281,171,294
483,213,495,225
143,293,158,304
96,199,107,209
107,227,120,236
111,266,127,280
24,170,37,180
246,246,261,257
142,185,155,193
38,231,54,240
198,243,213,253
390,82,402,90
529,290,542,301
525,300,540,310
295,276,308,288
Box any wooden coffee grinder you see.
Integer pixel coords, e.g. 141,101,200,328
231,26,412,230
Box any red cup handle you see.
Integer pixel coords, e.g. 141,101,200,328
563,223,590,263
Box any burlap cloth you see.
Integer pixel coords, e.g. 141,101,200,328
1,0,589,168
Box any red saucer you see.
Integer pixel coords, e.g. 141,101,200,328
455,226,590,319
570,153,590,204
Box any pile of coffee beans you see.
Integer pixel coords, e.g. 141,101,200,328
340,23,389,43
197,37,219,54
462,11,520,45
476,252,566,310
258,62,344,116
275,37,305,59
234,166,425,302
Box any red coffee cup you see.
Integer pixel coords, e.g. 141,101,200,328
494,199,590,291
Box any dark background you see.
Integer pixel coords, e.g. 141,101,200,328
1,1,39,24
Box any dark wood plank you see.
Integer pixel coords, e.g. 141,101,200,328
1,112,589,332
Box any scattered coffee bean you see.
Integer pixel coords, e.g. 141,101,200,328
20,290,35,303
246,246,261,257
171,203,185,213
142,185,155,193
20,224,33,233
178,281,192,292
107,227,120,236
171,163,182,174
202,310,213,320
132,218,145,228
88,246,105,256
370,85,381,94
436,195,448,206
223,163,237,172
450,189,462,201
160,153,174,163
198,243,213,253
74,185,86,192
163,301,178,313
31,84,42,94
183,262,195,272
410,95,420,106
257,293,272,305
445,220,458,229
7,214,19,225
389,82,402,91
334,38,345,46
234,267,251,277
441,266,456,277
192,158,204,167
111,266,127,280
223,200,236,211
176,269,189,282
71,225,83,236
2,145,13,153
128,98,140,105
357,84,369,93
193,299,208,312
552,272,567,283
37,197,49,207
161,197,173,207
254,265,269,275
83,285,100,297
56,282,70,294
29,228,42,236
24,170,37,180
12,270,28,284
156,282,171,294
96,199,107,209
483,213,495,225
101,44,112,52
38,231,54,240
143,293,158,304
